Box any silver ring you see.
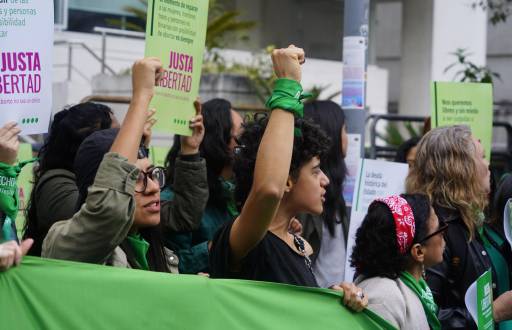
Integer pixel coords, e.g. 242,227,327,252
356,291,365,299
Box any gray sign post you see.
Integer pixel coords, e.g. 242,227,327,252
341,0,370,157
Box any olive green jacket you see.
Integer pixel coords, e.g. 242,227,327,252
42,152,208,271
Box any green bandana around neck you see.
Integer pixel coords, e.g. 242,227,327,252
220,178,238,219
126,233,150,271
400,271,441,330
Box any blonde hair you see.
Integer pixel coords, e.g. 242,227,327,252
405,125,487,239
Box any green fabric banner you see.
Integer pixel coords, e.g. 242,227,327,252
0,257,396,330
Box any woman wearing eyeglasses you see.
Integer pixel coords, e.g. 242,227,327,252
407,125,512,330
41,58,209,273
351,194,446,330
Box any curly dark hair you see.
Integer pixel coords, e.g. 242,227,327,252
350,193,431,279
233,112,331,209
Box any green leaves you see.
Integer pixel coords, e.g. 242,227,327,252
473,0,512,25
444,48,502,84
206,11,256,49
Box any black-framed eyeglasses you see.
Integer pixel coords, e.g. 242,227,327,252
135,166,166,193
418,219,449,244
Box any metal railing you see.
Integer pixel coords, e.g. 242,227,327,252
54,40,116,80
367,114,426,159
366,113,512,174
93,27,145,74
54,27,146,81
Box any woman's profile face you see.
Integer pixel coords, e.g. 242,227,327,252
471,136,491,195
421,207,445,268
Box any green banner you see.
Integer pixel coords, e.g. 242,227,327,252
431,81,493,159
144,0,209,136
0,257,396,330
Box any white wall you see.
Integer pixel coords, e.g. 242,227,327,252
430,0,487,80
375,0,512,107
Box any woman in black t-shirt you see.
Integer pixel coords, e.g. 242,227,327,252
209,46,368,312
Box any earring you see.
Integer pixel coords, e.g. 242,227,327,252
422,264,426,279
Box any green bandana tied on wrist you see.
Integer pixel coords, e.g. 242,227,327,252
265,78,312,137
400,271,441,330
0,158,37,242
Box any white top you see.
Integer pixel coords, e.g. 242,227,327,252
312,220,346,288
355,276,430,330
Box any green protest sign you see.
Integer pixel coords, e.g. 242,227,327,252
145,0,209,136
477,270,495,330
465,269,495,330
0,257,396,330
431,82,493,159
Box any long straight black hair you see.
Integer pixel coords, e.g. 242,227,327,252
165,98,234,211
303,101,347,236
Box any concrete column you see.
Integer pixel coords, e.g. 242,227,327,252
399,0,487,116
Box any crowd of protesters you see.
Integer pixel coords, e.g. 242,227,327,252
0,46,512,329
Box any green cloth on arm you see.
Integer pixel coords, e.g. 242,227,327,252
265,79,312,137
400,271,441,330
0,257,397,330
126,233,150,271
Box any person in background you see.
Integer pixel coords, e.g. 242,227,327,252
407,125,512,329
489,174,512,235
296,100,349,288
351,194,446,330
23,103,118,256
163,98,243,274
394,137,420,167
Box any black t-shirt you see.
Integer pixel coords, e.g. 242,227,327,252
209,221,318,287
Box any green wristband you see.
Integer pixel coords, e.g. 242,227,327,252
265,78,305,118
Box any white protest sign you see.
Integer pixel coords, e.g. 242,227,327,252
0,0,53,134
504,199,512,247
342,134,361,207
344,158,409,282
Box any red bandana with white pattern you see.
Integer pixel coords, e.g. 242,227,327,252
375,195,415,255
